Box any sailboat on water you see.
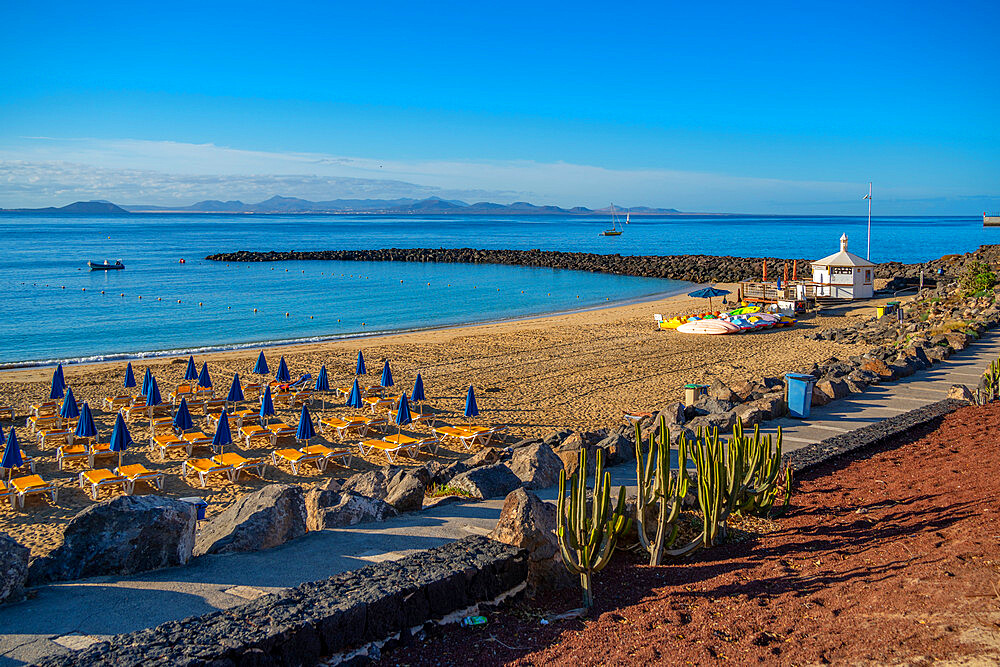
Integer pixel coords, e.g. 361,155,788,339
600,204,628,236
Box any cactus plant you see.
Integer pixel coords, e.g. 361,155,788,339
634,416,690,565
556,447,630,609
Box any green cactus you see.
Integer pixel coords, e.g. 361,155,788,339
634,416,690,565
556,447,630,609
664,423,793,557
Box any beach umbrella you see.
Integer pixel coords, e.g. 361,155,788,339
687,286,731,310
141,367,153,396
394,391,411,436
48,368,65,400
355,351,366,376
75,402,98,440
173,397,194,432
275,357,291,383
123,362,136,388
109,412,132,467
346,378,363,410
184,356,198,381
60,387,79,420
314,365,330,409
198,362,212,388
260,385,276,426
296,405,316,445
226,373,245,406
212,409,233,455
380,360,393,390
411,374,426,403
464,385,479,420
145,376,162,407
1,428,23,480
55,364,66,391
253,350,269,375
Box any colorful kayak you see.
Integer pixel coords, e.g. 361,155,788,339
676,319,741,335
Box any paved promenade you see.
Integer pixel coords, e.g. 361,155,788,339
2,332,997,665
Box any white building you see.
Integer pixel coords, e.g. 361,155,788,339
811,234,875,299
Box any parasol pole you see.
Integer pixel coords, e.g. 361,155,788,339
864,182,872,261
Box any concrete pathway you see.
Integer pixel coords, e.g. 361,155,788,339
2,332,997,665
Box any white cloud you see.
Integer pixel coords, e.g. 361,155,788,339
0,137,995,213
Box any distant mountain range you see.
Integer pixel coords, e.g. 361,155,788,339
0,196,681,216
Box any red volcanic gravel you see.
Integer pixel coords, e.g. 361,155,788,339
377,403,1000,666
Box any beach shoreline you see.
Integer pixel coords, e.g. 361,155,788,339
0,285,693,373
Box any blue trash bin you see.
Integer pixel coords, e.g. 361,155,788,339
785,373,817,419
180,496,208,521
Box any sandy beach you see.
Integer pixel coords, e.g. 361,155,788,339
0,285,885,556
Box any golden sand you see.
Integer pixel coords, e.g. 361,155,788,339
0,286,880,556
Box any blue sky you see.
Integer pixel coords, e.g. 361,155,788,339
1,1,997,213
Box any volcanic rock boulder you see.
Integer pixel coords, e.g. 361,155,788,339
340,466,427,513
29,495,196,584
304,479,399,530
508,443,563,490
947,384,975,403
862,358,895,380
194,484,306,556
488,488,573,596
810,385,831,407
815,378,849,401
449,463,522,499
0,533,29,603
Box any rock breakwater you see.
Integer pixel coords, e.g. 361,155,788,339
206,246,999,284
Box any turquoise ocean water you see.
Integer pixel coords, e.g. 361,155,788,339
0,213,990,367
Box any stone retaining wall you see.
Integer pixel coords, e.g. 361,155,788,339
34,536,527,667
782,398,966,473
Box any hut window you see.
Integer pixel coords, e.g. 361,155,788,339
864,270,871,284
832,267,853,275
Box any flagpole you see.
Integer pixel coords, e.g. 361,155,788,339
865,182,872,261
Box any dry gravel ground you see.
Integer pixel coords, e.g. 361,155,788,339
377,403,1000,666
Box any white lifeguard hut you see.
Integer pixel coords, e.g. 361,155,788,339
811,233,875,299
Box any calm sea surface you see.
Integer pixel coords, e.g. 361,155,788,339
0,213,990,366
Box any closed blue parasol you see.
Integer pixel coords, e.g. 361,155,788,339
173,397,194,431
146,376,162,407
314,365,330,409
380,360,393,389
394,391,412,435
123,362,136,388
1,428,23,479
109,412,132,467
411,374,426,403
275,357,291,383
253,350,269,375
184,356,198,381
198,362,212,388
464,385,479,419
212,410,233,454
260,385,276,426
60,387,79,420
141,367,153,396
49,368,65,400
355,351,366,376
687,286,732,310
315,365,329,392
346,378,363,409
55,363,65,388
75,402,97,440
226,373,245,405
296,405,315,444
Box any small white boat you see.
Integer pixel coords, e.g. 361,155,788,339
88,259,125,270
